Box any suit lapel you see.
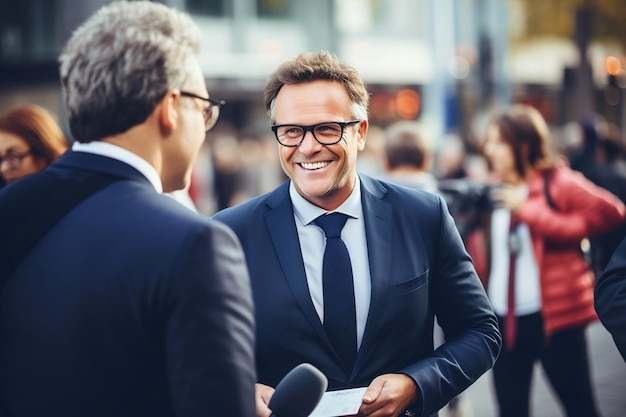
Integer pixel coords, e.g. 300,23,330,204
265,177,395,376
264,184,331,347
354,176,393,374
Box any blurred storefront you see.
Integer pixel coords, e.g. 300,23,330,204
1,0,624,142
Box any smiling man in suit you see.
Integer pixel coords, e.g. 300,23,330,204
212,51,501,417
0,2,255,416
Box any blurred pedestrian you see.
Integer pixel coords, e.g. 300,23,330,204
0,104,68,185
434,133,469,181
382,119,473,417
481,104,625,417
0,2,256,416
569,117,626,277
382,120,438,194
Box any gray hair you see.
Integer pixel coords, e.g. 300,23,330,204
59,1,201,142
264,51,369,123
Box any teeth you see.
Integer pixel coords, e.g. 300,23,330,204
300,161,330,170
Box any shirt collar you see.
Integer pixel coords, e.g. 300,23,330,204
290,177,362,225
72,141,163,193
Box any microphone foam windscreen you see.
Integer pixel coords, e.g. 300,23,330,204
268,363,328,417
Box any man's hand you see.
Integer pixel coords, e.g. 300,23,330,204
490,183,527,212
357,373,419,417
255,383,275,417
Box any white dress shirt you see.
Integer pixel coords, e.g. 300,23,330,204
488,208,542,316
290,178,371,348
72,141,162,193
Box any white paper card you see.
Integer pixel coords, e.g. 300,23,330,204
309,387,367,417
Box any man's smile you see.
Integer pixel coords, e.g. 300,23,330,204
299,161,331,170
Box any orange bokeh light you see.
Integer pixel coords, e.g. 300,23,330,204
606,56,621,76
396,88,421,119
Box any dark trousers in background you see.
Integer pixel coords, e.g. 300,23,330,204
492,313,601,417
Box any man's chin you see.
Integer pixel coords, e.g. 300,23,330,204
295,181,345,208
294,181,332,199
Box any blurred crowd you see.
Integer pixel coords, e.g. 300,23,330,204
4,104,624,225
3,101,625,283
2,99,626,417
4,102,624,256
182,110,626,223
179,107,626,417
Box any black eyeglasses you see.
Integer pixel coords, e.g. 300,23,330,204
0,150,31,170
271,120,361,147
180,91,225,132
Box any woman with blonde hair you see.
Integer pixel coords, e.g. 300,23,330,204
481,104,625,417
0,104,68,185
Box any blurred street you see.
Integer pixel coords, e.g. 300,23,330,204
442,321,626,417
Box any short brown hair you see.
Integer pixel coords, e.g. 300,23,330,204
384,121,429,170
263,51,370,122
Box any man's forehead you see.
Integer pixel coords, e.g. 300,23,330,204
274,82,351,116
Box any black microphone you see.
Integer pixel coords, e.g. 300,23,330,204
268,363,328,417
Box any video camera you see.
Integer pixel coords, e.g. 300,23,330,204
438,179,499,238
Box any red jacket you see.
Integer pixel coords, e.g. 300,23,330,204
480,163,626,335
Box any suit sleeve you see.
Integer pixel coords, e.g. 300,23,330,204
164,220,256,417
595,236,626,362
403,196,502,415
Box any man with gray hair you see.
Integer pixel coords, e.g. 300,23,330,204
0,2,256,416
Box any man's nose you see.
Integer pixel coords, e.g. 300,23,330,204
298,130,323,153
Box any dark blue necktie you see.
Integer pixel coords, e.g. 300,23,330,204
314,213,357,372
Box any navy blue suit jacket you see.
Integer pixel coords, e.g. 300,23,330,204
0,151,256,417
595,235,626,361
213,175,501,416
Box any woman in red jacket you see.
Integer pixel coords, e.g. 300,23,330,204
481,104,625,417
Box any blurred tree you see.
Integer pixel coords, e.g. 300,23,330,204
514,0,625,121
515,0,626,50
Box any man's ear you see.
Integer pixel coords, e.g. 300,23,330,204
158,91,178,134
356,119,369,151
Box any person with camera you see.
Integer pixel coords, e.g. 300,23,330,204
480,104,625,417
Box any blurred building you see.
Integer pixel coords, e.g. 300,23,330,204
1,0,624,143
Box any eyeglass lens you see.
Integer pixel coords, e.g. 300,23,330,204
0,151,30,170
276,123,346,146
204,105,220,132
